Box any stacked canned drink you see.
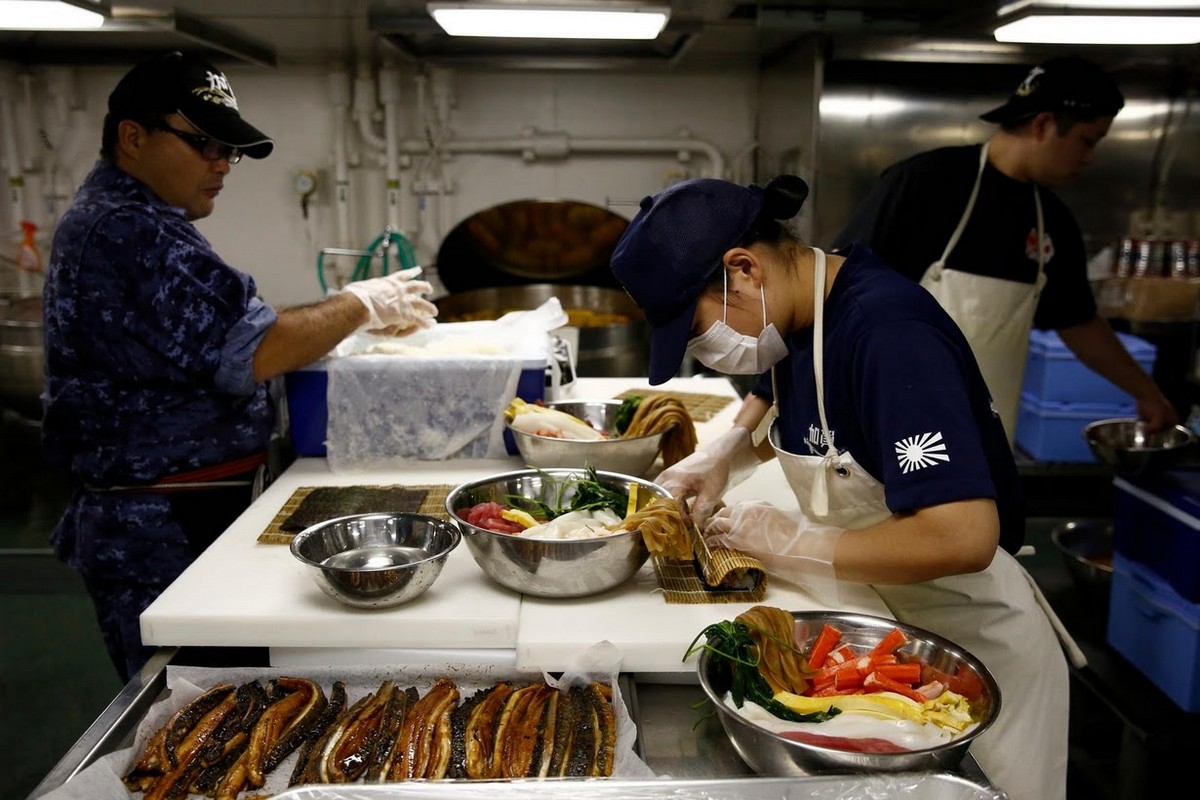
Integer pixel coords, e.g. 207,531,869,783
1114,237,1200,278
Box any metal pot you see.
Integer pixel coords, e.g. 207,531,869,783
0,293,44,419
436,283,649,378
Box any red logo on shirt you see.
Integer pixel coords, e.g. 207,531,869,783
1026,228,1054,263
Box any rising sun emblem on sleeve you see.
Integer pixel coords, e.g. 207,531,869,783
895,431,950,474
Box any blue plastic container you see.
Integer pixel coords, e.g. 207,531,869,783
1015,393,1134,462
284,361,546,458
1021,329,1156,406
1113,468,1200,603
1107,553,1200,712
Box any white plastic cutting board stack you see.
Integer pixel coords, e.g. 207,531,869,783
139,377,893,675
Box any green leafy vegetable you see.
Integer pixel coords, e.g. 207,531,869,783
611,396,644,436
507,466,629,520
684,620,841,724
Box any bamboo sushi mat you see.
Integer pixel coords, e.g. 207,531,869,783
258,484,455,545
613,389,734,423
652,520,768,604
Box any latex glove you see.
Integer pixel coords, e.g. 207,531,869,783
704,500,844,605
341,267,438,332
655,426,759,529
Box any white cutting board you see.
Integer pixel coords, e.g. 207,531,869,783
139,459,525,651
515,460,894,675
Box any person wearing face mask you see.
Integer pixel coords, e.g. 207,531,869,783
610,175,1071,800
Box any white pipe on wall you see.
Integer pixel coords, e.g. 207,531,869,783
378,65,402,232
353,61,386,154
393,130,727,178
328,69,352,252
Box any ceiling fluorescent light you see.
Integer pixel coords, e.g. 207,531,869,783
427,3,670,40
994,2,1200,44
0,0,107,30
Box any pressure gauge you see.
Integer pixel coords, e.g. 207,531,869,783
294,171,317,198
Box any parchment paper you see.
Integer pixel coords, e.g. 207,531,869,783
37,642,652,800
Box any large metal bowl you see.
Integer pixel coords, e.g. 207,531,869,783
290,513,460,609
1050,519,1113,591
1084,418,1198,475
445,468,667,597
508,400,665,478
697,611,1001,776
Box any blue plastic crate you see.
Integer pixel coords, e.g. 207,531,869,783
284,361,546,458
1021,329,1156,406
1113,469,1200,603
1107,553,1200,712
1015,393,1134,462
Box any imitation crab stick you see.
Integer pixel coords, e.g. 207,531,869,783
806,624,842,670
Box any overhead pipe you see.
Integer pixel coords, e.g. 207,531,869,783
393,128,726,178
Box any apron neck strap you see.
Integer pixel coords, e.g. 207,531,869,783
937,142,990,266
810,247,837,457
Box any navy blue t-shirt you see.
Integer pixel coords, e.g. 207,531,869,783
754,245,1024,554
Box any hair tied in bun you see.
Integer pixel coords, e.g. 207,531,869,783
762,175,809,220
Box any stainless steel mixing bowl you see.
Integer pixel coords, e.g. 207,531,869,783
1084,418,1198,475
507,400,665,478
445,468,667,597
697,611,1001,776
1050,519,1113,591
290,512,460,609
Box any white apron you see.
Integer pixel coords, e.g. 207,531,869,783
767,247,1069,800
919,142,1047,445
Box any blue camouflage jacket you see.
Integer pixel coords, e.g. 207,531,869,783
43,159,278,484
42,160,278,571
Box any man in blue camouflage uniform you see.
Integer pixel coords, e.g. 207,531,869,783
42,51,438,681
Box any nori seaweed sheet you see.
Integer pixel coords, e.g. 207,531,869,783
281,486,429,531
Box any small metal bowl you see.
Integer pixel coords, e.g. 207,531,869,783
290,513,460,609
445,468,667,598
697,611,1001,776
507,400,665,478
1050,519,1113,590
1084,418,1198,475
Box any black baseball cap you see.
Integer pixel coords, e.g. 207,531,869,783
980,56,1124,125
108,51,274,159
610,178,766,385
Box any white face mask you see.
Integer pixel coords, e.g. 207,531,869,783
686,270,788,375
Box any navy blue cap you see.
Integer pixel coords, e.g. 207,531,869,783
108,51,274,159
610,178,764,385
981,56,1124,124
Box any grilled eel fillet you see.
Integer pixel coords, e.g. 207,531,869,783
386,677,461,781
458,680,615,780
124,683,237,794
288,681,347,787
212,677,329,800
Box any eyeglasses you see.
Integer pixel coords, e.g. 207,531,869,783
147,123,243,164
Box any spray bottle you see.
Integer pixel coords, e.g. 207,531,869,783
16,220,42,272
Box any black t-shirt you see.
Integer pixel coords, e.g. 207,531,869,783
831,144,1097,331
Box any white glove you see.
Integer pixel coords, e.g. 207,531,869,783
703,500,844,605
654,426,759,529
341,267,438,332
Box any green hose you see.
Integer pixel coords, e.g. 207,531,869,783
315,229,419,293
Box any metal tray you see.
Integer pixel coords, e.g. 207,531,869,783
270,775,1007,800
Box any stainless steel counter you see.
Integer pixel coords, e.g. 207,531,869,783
30,651,999,798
